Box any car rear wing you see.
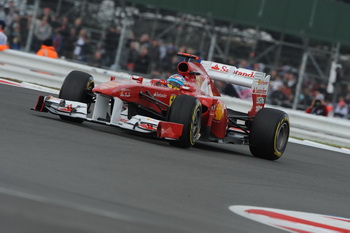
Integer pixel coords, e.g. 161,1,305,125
200,60,270,116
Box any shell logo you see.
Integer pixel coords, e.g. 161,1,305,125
214,102,225,121
257,79,269,85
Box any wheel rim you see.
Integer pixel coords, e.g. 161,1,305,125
276,122,289,151
192,108,201,141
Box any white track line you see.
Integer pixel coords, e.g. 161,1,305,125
0,78,58,94
289,138,350,155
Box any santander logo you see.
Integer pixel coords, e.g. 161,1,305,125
209,63,256,78
234,70,255,78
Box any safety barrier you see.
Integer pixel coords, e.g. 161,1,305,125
220,96,350,147
0,49,349,147
0,49,130,88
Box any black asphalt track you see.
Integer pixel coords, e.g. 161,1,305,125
0,84,349,233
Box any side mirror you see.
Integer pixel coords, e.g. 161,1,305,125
180,85,195,92
131,75,143,84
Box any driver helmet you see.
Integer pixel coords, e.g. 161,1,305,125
167,74,186,90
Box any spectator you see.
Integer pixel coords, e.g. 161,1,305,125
238,59,252,69
334,97,349,118
284,71,297,93
42,7,57,27
269,84,289,107
161,45,177,72
73,29,90,62
73,17,82,35
0,19,7,45
89,50,104,67
148,39,161,71
0,5,6,21
58,16,70,38
19,14,28,48
4,1,17,32
298,87,313,109
8,18,20,49
36,38,58,59
134,47,150,74
126,40,139,71
139,33,150,48
104,25,120,67
61,27,77,59
52,27,63,54
270,75,284,91
159,40,167,61
34,16,52,51
305,97,329,116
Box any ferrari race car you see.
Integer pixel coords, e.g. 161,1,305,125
33,53,289,160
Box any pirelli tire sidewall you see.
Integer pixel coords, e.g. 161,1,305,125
249,108,290,160
59,70,94,104
168,95,202,148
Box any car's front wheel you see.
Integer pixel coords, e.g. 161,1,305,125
58,70,94,123
168,95,202,148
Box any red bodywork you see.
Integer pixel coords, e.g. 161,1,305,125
93,59,229,139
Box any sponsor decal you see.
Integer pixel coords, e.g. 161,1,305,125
153,92,167,98
120,91,130,97
253,88,267,95
234,70,255,78
58,104,73,113
257,79,269,85
255,106,263,112
145,118,159,124
196,76,202,87
210,63,229,73
138,123,157,131
256,97,265,104
229,205,350,233
169,94,177,105
48,96,61,101
214,102,225,121
101,82,121,88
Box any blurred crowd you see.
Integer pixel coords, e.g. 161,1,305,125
266,67,350,119
1,1,349,119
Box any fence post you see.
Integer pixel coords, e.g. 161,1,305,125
293,49,308,110
25,0,40,53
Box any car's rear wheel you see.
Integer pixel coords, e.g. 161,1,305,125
168,95,202,148
58,70,94,123
249,108,289,160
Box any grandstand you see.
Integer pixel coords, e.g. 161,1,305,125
1,0,350,118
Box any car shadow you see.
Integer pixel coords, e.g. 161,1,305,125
193,141,253,159
34,114,255,159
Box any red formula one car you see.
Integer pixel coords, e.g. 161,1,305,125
33,53,289,160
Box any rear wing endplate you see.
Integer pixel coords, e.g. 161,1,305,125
200,60,270,116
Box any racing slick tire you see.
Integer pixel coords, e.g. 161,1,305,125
58,70,94,123
168,95,202,148
249,108,289,160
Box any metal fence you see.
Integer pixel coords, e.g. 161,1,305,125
1,0,350,119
